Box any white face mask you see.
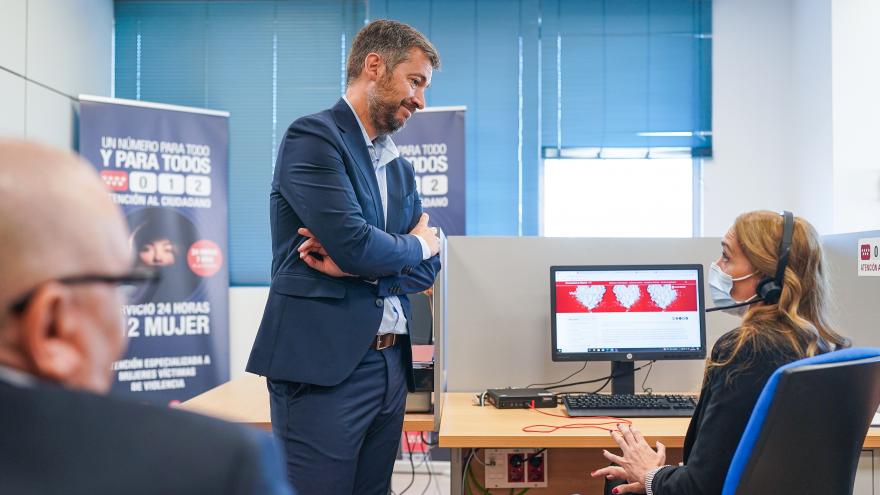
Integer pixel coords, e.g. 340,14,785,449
708,262,758,317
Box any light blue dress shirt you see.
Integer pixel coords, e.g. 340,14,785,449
342,96,430,335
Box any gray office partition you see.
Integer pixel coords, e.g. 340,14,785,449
444,233,880,393
822,230,880,347
432,233,449,430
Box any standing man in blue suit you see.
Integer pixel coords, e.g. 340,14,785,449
246,19,442,495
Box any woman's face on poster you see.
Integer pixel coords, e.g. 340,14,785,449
139,238,176,267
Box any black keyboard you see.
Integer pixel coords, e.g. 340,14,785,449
563,393,697,417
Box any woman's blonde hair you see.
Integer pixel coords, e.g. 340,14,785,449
707,210,849,372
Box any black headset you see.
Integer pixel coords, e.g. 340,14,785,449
755,210,794,305
707,211,794,312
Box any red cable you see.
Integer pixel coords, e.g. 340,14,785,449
521,400,632,433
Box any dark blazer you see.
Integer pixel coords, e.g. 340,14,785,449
0,379,291,495
246,98,441,389
650,329,802,494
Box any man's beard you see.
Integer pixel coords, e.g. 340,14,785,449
368,76,414,137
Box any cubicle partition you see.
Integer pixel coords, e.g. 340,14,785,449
431,233,449,431
445,236,739,394
822,230,880,347
444,232,880,394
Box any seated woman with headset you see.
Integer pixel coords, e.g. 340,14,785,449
591,210,850,495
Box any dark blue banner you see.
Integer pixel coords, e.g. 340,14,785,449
394,107,466,236
78,96,229,405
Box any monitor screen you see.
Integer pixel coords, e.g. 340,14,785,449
551,264,706,362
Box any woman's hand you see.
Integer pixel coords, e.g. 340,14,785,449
600,424,666,488
589,465,646,494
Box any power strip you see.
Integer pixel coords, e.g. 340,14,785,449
483,448,548,488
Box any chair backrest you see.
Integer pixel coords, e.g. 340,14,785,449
722,348,880,495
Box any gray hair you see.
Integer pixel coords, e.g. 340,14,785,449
346,19,440,86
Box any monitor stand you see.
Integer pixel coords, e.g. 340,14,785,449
610,361,635,395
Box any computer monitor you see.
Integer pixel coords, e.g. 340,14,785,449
550,264,707,394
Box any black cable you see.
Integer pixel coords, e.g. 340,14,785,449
641,361,655,394
589,376,613,394
706,298,761,312
398,434,416,494
420,431,439,446
543,361,655,391
526,361,587,388
461,449,476,495
420,442,434,495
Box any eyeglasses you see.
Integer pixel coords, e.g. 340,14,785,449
8,267,160,315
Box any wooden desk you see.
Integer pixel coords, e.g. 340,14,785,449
178,373,436,432
439,392,880,495
439,393,693,449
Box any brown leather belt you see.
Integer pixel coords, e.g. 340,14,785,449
370,333,399,350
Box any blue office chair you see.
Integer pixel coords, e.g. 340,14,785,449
722,347,880,495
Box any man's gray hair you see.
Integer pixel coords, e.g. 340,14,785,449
346,19,440,85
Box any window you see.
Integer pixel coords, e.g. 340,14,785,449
542,157,697,237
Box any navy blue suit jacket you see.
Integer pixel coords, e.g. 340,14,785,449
0,379,292,495
247,99,441,389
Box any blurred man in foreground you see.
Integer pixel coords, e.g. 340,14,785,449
0,139,292,495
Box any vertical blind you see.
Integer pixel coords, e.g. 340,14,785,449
541,0,711,154
114,0,711,285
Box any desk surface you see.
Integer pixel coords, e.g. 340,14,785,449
438,392,880,449
178,373,435,432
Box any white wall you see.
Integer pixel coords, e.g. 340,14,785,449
704,0,798,236
706,0,880,236
832,0,880,233
0,0,113,148
229,287,269,378
792,0,834,233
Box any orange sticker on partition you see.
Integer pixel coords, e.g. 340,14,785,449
187,240,223,277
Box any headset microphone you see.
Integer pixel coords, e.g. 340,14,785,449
706,211,794,313
706,299,757,313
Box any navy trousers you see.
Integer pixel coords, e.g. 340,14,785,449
267,344,407,495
